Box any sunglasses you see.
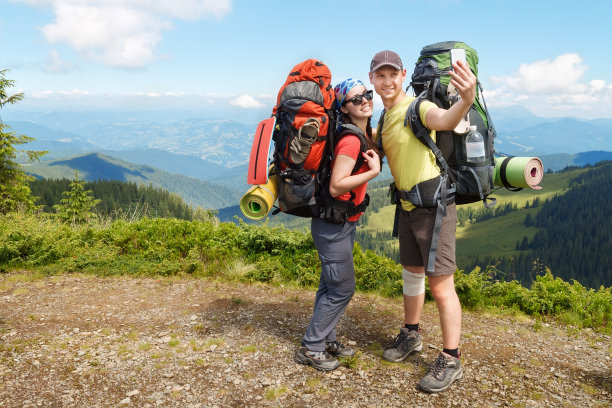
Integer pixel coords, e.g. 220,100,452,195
342,90,373,106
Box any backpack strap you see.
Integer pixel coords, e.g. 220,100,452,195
335,123,368,174
376,110,386,156
321,193,370,224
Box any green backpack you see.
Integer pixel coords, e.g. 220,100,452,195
409,40,498,206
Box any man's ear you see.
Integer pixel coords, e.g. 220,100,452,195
369,72,374,84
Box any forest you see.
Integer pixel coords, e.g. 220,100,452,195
29,178,210,221
461,162,612,288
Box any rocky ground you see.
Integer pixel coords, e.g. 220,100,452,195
0,271,610,408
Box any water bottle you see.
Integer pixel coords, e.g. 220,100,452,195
465,125,485,163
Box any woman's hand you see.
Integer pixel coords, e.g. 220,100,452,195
362,149,380,176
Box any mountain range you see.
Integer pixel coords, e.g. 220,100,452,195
5,106,612,212
9,106,612,164
23,153,241,210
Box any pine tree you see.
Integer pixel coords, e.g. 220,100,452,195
54,171,101,224
0,69,46,213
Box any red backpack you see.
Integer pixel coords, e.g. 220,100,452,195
272,59,335,217
270,59,370,222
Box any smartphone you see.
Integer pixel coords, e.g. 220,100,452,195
450,48,466,69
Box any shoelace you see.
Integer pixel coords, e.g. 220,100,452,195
390,331,408,348
307,350,331,360
326,341,343,352
428,354,448,379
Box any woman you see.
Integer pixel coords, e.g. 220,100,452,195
295,79,381,371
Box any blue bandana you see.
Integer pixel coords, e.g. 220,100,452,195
334,78,365,111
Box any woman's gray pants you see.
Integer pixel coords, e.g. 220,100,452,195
301,218,357,352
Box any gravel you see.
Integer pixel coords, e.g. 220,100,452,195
0,272,610,407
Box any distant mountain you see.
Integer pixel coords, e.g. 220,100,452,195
97,148,229,181
489,106,555,131
495,118,611,155
8,121,99,152
23,153,242,210
74,118,254,167
539,151,612,172
9,118,255,168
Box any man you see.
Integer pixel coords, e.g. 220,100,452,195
369,49,476,393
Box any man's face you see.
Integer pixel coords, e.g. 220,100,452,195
369,65,406,104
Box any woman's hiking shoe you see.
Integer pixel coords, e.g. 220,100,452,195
382,328,423,362
418,351,463,393
295,346,340,371
325,341,355,358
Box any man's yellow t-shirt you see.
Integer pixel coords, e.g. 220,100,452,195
375,96,439,211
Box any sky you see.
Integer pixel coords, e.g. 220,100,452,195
1,0,612,123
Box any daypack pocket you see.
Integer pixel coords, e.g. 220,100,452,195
277,169,317,214
453,164,494,204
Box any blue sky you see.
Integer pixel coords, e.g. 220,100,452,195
1,0,611,122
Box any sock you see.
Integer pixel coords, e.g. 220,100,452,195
404,323,419,332
443,348,459,358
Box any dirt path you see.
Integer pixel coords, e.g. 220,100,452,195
0,272,610,407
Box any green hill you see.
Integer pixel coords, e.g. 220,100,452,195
356,162,610,289
23,152,241,210
29,178,209,221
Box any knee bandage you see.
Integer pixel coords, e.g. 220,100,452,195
403,268,425,296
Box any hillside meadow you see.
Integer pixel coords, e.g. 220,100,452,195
0,211,610,334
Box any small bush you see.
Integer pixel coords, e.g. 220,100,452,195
1,212,609,333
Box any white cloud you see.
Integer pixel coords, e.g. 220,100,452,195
18,0,232,69
491,53,587,95
230,94,264,109
44,49,73,73
486,53,612,118
30,89,90,98
59,89,90,96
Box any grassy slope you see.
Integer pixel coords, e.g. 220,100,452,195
360,167,588,264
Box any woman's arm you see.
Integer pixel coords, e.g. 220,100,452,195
329,149,380,197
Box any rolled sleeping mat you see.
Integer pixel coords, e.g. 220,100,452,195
239,174,279,220
494,156,543,190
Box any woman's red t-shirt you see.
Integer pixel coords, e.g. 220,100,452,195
332,134,369,222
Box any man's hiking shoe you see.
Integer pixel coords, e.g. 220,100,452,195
295,346,340,371
418,351,463,393
382,328,423,362
326,341,355,358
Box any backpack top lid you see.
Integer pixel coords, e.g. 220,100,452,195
417,41,479,78
275,59,334,110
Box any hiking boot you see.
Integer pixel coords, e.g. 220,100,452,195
294,346,340,372
326,341,355,358
418,351,463,393
382,328,422,362
289,117,320,165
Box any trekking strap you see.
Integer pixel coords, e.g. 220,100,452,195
498,156,524,192
322,193,370,220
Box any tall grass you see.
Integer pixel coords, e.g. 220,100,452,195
1,212,610,333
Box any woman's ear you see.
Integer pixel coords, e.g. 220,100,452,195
340,104,348,115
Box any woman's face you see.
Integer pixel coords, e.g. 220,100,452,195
340,84,373,121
